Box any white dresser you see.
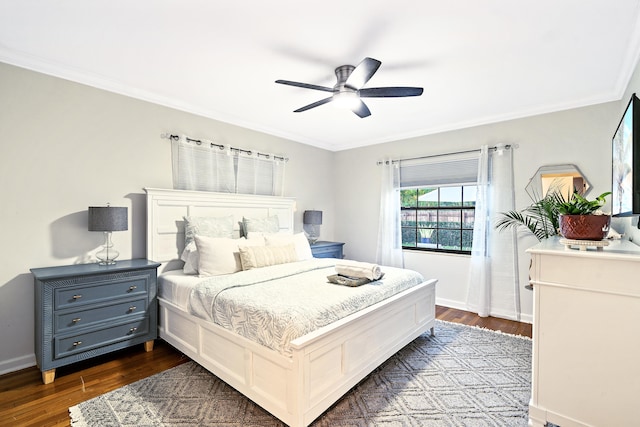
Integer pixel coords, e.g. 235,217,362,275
527,237,640,427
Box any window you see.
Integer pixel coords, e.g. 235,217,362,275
396,151,480,255
400,185,477,254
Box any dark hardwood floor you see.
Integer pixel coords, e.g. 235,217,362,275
0,307,532,427
436,305,532,337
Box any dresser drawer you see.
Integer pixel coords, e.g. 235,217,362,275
54,275,148,310
55,297,148,333
310,241,345,259
54,317,150,359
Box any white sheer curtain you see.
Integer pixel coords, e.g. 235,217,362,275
376,160,404,268
172,136,234,192
236,152,286,196
171,135,285,196
466,144,520,320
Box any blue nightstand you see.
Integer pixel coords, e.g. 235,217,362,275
310,241,345,259
31,259,160,384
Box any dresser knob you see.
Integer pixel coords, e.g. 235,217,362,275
72,318,81,323
129,327,138,333
128,285,137,292
72,341,82,347
129,306,136,312
72,294,82,300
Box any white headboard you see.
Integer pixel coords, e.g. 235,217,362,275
145,188,296,273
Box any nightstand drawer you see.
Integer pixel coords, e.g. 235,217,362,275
54,276,148,310
55,297,148,333
54,317,150,359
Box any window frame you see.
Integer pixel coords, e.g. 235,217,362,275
400,184,476,255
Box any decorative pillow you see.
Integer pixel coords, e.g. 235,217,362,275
181,215,235,274
184,215,234,247
195,236,263,277
238,244,298,270
264,232,313,261
242,215,279,236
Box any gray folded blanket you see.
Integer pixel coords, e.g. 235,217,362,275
327,274,371,287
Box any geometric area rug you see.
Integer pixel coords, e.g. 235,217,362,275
70,320,532,427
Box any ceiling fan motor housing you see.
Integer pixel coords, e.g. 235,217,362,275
334,65,356,92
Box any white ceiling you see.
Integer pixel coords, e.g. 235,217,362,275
2,1,640,151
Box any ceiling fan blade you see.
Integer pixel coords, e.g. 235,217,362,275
345,57,381,90
275,80,335,93
293,97,333,112
359,87,424,98
352,99,371,118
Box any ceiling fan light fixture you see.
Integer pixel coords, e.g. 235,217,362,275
332,91,360,110
276,57,423,118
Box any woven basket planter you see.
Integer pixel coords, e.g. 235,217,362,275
558,214,611,241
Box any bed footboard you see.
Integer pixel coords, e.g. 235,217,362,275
158,279,437,427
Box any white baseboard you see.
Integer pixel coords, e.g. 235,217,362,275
435,297,469,312
436,297,533,325
518,313,533,324
0,353,36,376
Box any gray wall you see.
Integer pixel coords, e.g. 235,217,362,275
0,62,336,374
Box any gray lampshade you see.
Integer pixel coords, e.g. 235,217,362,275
303,210,323,225
88,206,128,232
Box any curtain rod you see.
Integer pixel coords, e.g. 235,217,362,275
375,143,518,165
161,133,289,162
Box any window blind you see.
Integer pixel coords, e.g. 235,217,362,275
399,152,480,187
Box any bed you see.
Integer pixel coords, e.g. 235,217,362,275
145,187,437,427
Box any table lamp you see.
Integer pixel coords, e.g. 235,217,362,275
88,204,128,265
303,210,322,244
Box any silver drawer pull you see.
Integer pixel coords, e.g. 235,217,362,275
72,341,82,347
72,318,81,323
129,306,136,312
129,327,138,333
128,285,137,292
72,294,82,300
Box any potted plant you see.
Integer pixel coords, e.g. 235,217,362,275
556,191,611,240
495,191,566,241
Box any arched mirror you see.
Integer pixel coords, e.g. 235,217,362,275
525,164,590,201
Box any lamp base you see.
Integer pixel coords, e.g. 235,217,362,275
304,224,321,245
96,259,118,266
95,232,119,265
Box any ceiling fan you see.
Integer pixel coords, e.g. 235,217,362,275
275,57,423,118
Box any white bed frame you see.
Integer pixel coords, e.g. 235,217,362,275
145,188,437,427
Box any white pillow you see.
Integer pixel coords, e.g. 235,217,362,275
245,231,267,242
195,236,263,277
238,244,298,270
264,232,313,260
180,215,238,274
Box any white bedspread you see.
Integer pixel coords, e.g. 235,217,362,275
188,258,424,356
158,270,203,310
